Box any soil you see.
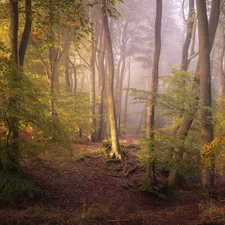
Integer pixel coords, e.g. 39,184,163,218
1,137,225,225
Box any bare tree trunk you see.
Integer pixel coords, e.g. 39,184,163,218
102,0,121,159
104,58,110,138
65,46,71,90
19,0,32,67
69,58,77,95
167,0,195,197
219,30,225,108
181,0,195,71
89,28,97,142
136,105,146,136
118,54,126,136
197,0,214,190
116,22,128,136
123,56,131,134
146,0,162,184
96,27,106,141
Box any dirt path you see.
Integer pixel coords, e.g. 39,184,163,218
1,138,225,224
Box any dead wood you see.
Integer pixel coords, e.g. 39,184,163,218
106,159,122,164
123,166,137,177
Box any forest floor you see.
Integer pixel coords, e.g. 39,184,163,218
1,137,225,224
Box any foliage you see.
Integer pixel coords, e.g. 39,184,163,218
201,102,225,173
133,68,202,189
0,61,90,169
0,171,41,203
129,68,199,118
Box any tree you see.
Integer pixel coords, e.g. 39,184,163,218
89,10,97,142
167,0,220,196
146,0,162,184
218,29,225,108
197,0,214,190
167,0,195,196
4,0,32,171
101,0,122,159
96,11,106,141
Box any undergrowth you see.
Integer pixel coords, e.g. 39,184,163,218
0,170,41,206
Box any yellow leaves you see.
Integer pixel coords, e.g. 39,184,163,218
201,135,225,171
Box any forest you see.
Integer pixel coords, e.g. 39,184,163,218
1,0,225,224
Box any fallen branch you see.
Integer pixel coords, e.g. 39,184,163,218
108,218,142,223
106,159,122,164
123,165,137,177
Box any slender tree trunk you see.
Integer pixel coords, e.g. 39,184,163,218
96,28,106,141
65,46,71,90
19,0,32,67
102,0,121,159
89,28,97,142
103,57,110,138
136,105,146,136
146,0,162,183
69,58,77,95
115,23,128,136
181,0,195,71
118,54,126,136
219,30,225,108
167,0,195,196
197,0,214,190
123,56,131,134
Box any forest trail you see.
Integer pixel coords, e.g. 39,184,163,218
0,138,225,225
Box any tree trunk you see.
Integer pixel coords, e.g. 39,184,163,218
117,53,126,136
197,0,214,190
115,22,128,136
5,0,20,172
167,0,220,196
167,0,195,196
136,106,146,136
69,58,77,95
219,30,225,108
96,27,106,141
181,0,195,71
4,0,32,171
19,0,32,67
123,56,131,134
65,46,71,90
89,28,97,142
146,0,162,183
101,0,121,159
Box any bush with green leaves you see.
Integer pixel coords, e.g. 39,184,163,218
0,170,41,203
131,68,202,189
